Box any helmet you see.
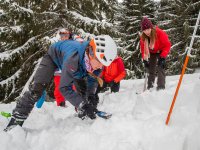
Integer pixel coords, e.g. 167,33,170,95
89,35,117,66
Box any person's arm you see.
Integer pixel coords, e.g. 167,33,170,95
113,58,126,83
158,29,171,58
140,38,145,60
59,51,85,108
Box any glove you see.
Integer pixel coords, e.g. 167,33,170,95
108,81,116,87
158,57,166,69
143,60,149,69
88,94,99,109
78,102,97,120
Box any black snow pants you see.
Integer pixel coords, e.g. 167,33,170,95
147,53,166,89
12,54,57,120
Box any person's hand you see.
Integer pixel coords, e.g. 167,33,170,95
158,57,166,69
143,60,149,69
78,102,97,120
109,81,116,87
88,94,99,109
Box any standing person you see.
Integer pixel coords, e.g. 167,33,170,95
37,28,72,108
140,17,171,90
53,28,71,107
4,35,117,131
98,56,126,93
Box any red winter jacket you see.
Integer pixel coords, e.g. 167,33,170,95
140,26,171,59
101,56,126,83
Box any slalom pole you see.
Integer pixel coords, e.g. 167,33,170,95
166,11,200,125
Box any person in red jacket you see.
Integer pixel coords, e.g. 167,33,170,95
140,17,171,90
97,56,126,93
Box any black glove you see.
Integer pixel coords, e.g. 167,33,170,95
108,81,116,87
143,60,149,69
88,94,99,109
78,103,97,120
158,57,166,69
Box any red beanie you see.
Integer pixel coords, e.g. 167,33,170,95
141,17,153,31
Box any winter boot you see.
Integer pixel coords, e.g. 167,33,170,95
156,86,165,91
147,84,153,90
59,101,66,107
4,117,24,132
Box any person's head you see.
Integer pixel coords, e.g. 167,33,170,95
73,35,84,43
87,35,117,70
59,28,71,40
140,17,156,41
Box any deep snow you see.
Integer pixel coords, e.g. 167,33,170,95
0,73,200,150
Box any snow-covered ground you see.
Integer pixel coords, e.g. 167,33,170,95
0,73,200,150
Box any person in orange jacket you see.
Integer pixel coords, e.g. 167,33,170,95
97,56,126,93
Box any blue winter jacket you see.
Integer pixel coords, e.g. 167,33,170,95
48,40,100,107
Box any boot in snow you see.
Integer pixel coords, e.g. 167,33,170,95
4,117,24,132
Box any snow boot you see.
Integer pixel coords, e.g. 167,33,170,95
147,84,153,90
156,86,165,91
4,117,24,132
59,101,66,107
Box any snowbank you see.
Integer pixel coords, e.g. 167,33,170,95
0,73,200,150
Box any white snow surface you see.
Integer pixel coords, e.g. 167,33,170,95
0,73,200,150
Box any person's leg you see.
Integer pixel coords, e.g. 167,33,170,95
54,75,65,106
110,82,120,93
147,53,157,89
6,54,57,129
87,81,99,108
157,61,166,90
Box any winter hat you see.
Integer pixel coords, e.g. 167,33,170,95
141,17,153,31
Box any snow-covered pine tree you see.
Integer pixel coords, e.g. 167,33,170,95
0,0,119,103
120,0,156,79
157,0,200,75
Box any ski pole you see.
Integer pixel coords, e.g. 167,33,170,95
143,68,148,92
166,11,200,125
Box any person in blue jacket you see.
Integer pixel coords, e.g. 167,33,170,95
4,35,117,131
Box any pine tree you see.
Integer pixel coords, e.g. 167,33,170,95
157,0,200,75
0,0,119,103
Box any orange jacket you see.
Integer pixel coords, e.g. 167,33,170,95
101,56,126,83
